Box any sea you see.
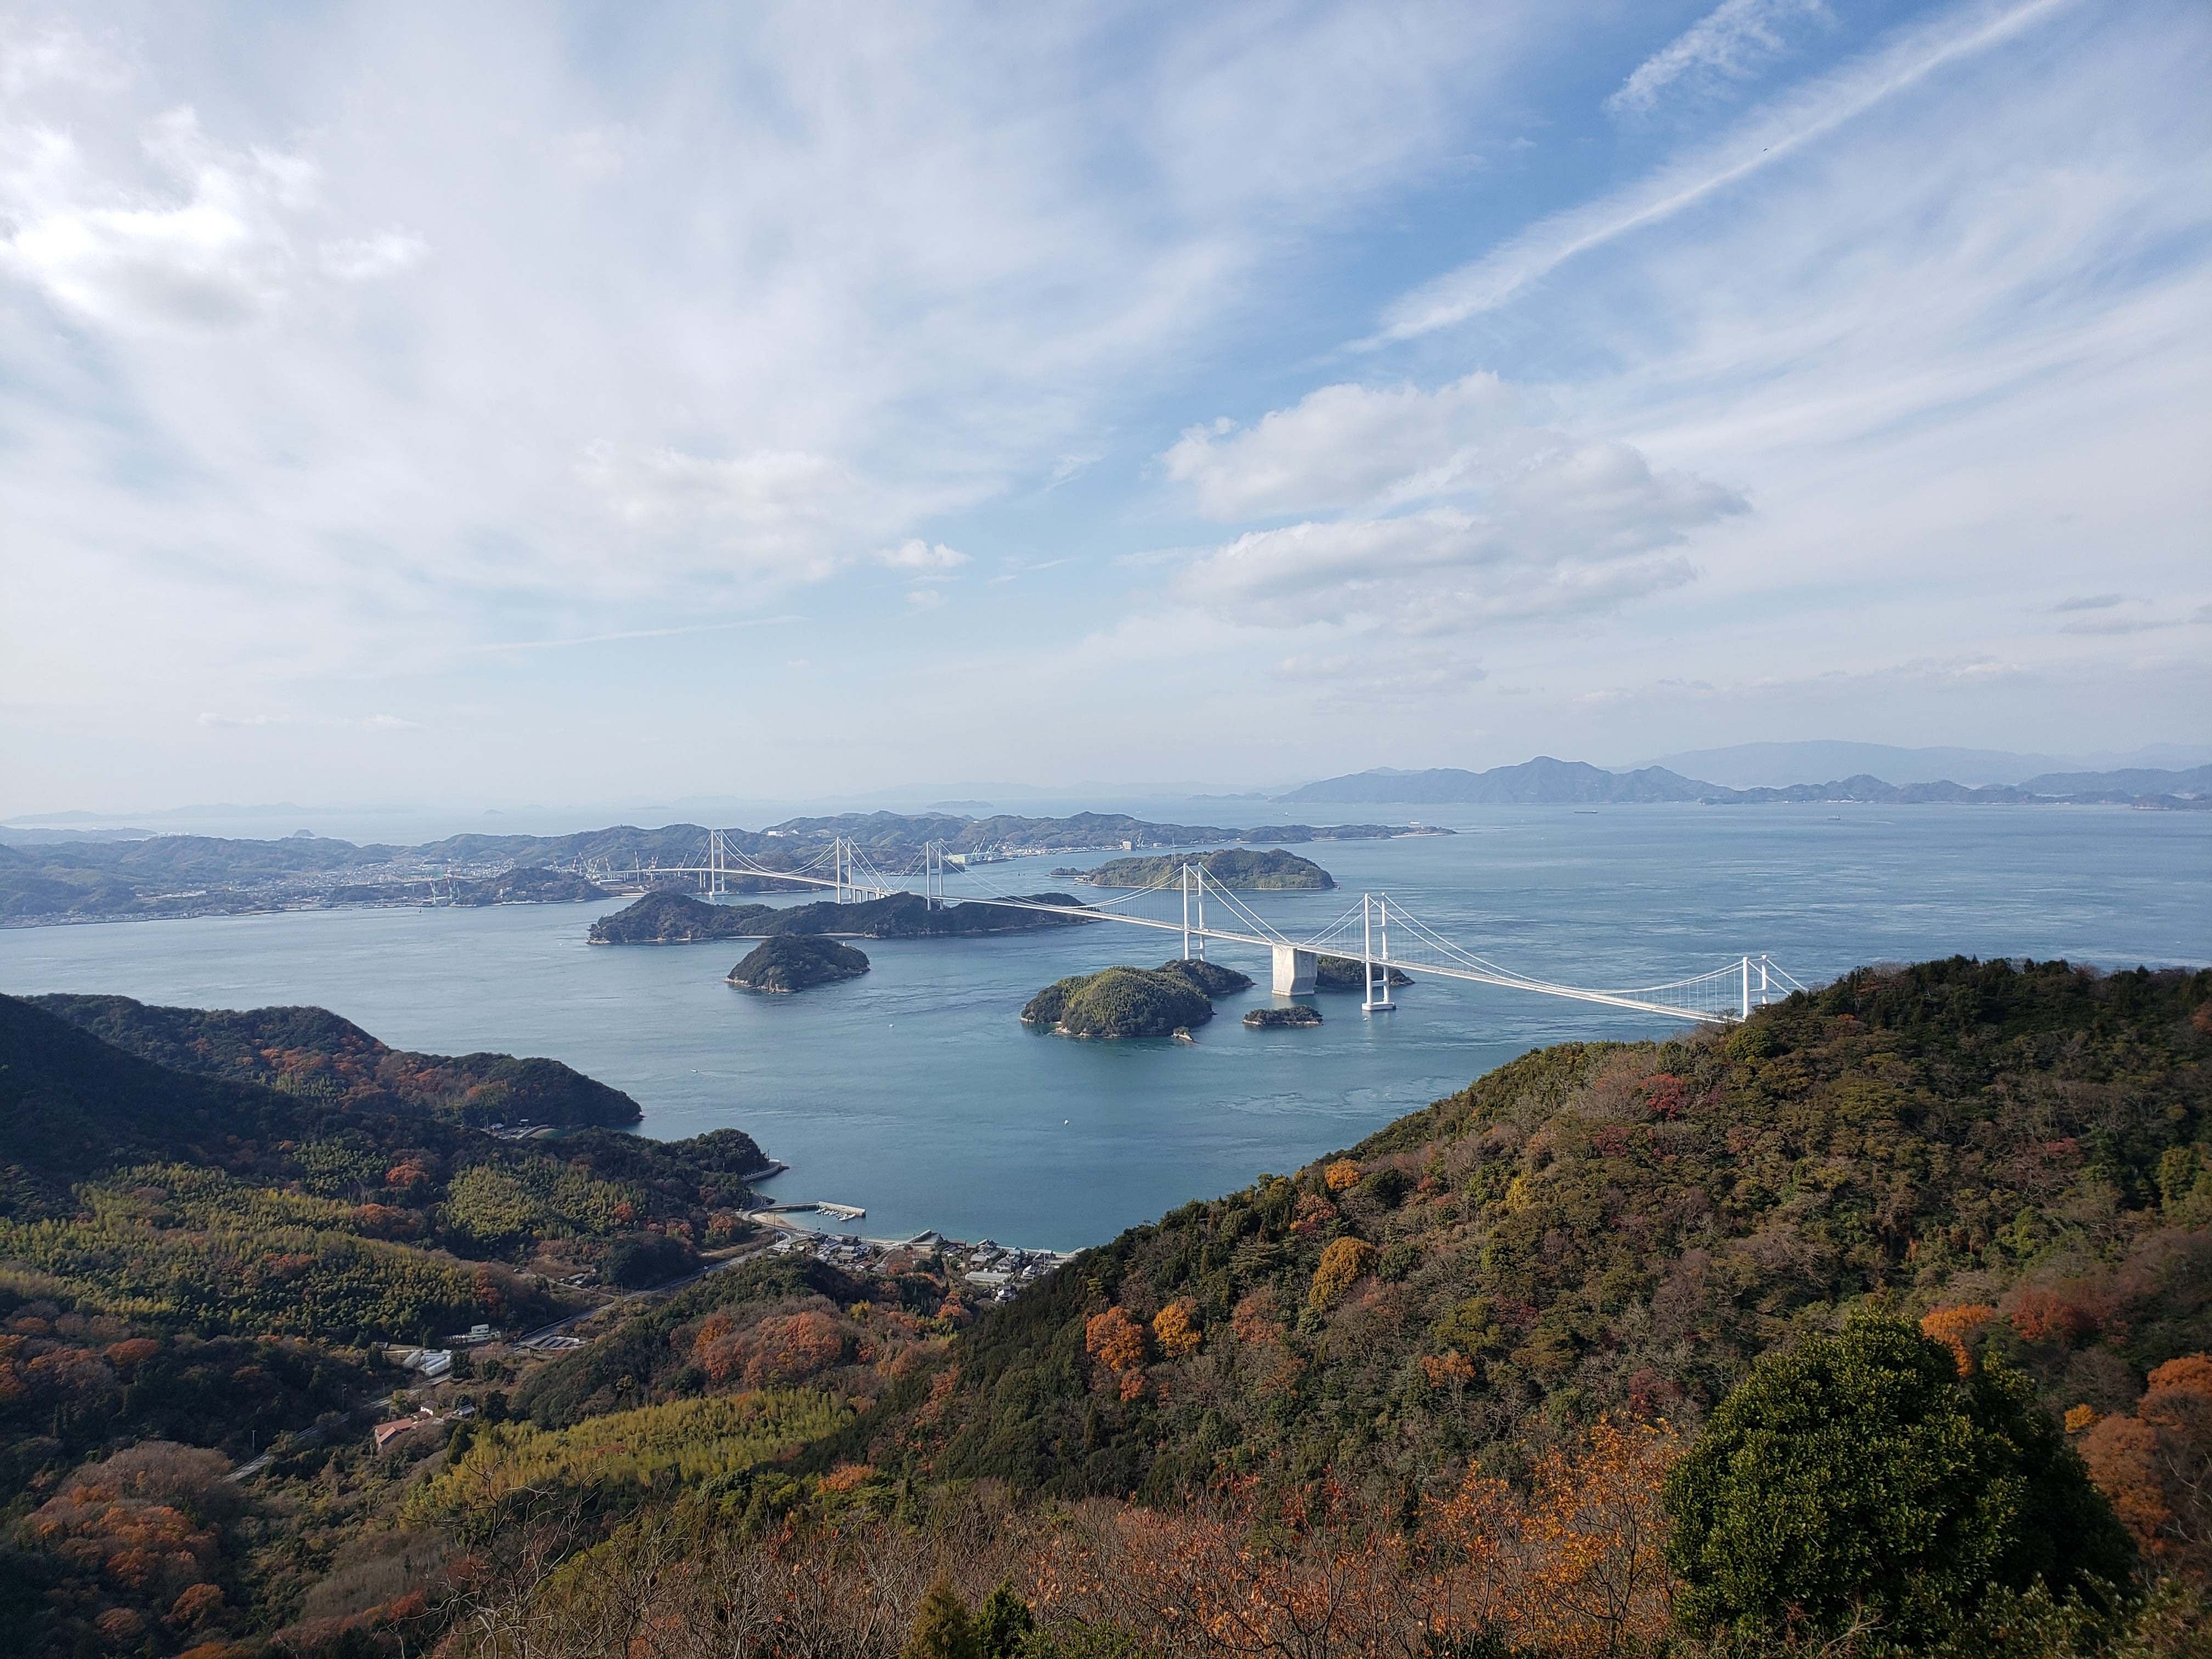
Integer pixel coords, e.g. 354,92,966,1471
3,804,2205,1252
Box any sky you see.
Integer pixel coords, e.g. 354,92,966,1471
2,0,2207,818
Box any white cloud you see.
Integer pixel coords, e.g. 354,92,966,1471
1,27,129,98
1161,374,1526,520
574,445,870,583
0,109,303,331
904,588,945,611
0,1,1564,753
878,539,970,572
0,101,428,335
1606,0,1829,118
319,231,427,282
1163,373,1743,636
1177,439,1734,636
0,3,2204,805
1380,0,2081,339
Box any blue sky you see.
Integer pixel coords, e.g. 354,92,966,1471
1,0,2207,815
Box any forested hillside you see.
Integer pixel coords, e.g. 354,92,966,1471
923,958,2212,1503
31,994,643,1127
5,961,2208,1657
0,994,770,1339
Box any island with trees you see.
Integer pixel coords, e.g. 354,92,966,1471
1314,955,1413,991
1020,967,1217,1039
591,889,1094,945
727,935,871,994
1020,956,1260,1038
1244,1003,1322,1028
1056,848,1336,891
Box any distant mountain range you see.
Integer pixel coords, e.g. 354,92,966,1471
1278,755,2212,808
0,810,1444,928
1639,740,2212,789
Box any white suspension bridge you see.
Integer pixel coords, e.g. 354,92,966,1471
578,833,1808,1024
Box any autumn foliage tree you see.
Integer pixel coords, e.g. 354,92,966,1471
693,1307,846,1387
2081,1352,2212,1579
1153,1300,1201,1358
1919,1302,1997,1374
1308,1237,1378,1310
19,1442,240,1655
1084,1307,1147,1374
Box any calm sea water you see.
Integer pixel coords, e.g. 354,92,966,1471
3,805,2205,1250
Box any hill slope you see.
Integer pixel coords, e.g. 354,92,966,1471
29,993,641,1126
1065,848,1336,890
922,958,2212,1501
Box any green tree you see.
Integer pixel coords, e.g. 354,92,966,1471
976,1580,1036,1659
905,1579,979,1659
1663,1316,2134,1647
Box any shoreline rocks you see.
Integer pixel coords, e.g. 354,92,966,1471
1244,1004,1323,1029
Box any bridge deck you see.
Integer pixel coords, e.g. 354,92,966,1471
623,837,1780,1024
988,899,1717,1022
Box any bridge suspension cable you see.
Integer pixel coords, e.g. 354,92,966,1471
620,832,1808,1024
947,859,1804,1023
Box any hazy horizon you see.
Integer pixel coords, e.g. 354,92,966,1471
4,1,2208,817
9,738,2209,849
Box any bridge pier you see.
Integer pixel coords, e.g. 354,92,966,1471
1271,945,1317,996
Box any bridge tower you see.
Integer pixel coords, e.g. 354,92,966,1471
705,828,729,899
1363,893,1396,1012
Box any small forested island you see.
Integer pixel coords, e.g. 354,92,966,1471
1315,954,1413,990
1020,966,1216,1038
591,889,1093,945
727,934,871,993
1244,1003,1323,1028
1058,847,1336,890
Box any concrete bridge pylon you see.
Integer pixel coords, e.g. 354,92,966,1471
1270,945,1317,996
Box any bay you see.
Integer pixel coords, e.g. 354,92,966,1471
2,804,2204,1250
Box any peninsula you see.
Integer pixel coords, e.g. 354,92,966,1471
588,891,759,944
727,935,870,993
28,992,646,1128
1056,847,1335,890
